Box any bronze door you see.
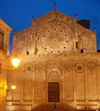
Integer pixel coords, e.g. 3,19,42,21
48,82,60,102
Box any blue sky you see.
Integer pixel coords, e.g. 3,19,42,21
0,0,100,53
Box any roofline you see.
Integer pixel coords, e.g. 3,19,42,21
0,18,13,31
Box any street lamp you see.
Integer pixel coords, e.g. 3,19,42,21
0,56,20,70
10,57,20,90
0,56,20,91
11,57,20,68
11,85,16,90
0,56,20,110
11,85,16,101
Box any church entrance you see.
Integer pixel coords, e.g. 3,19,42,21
48,82,60,102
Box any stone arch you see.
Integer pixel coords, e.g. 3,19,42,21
45,61,62,73
86,62,97,72
35,64,44,81
45,61,62,102
47,69,60,82
47,70,61,102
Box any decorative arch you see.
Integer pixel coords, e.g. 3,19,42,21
45,61,62,102
47,69,61,82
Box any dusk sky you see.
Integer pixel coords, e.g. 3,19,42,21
0,0,100,54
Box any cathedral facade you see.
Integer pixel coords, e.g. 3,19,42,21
6,7,100,111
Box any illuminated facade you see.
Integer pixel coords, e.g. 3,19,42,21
6,7,100,111
0,18,12,111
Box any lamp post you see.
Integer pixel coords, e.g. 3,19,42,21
0,57,20,70
0,56,20,111
11,85,16,101
7,57,20,101
1,56,20,89
0,56,20,88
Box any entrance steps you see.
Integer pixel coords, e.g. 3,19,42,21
32,103,75,111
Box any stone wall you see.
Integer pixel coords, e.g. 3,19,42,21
13,10,97,56
9,9,100,111
6,54,100,110
0,18,12,111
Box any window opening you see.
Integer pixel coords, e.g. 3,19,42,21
76,42,78,49
26,51,29,55
0,31,4,49
81,49,83,53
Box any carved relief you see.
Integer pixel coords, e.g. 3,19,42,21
37,20,74,54
65,65,73,74
24,63,33,72
87,62,96,71
45,61,61,74
75,64,83,73
48,71,60,82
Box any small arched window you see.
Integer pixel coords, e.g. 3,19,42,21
76,42,78,49
0,31,4,48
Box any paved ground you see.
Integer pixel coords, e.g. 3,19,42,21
32,103,74,111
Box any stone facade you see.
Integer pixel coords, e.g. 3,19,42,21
6,10,100,111
0,18,12,111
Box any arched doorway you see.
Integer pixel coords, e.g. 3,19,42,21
47,70,61,102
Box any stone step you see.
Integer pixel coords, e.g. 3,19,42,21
32,103,74,111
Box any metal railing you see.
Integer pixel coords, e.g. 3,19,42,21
0,41,8,52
